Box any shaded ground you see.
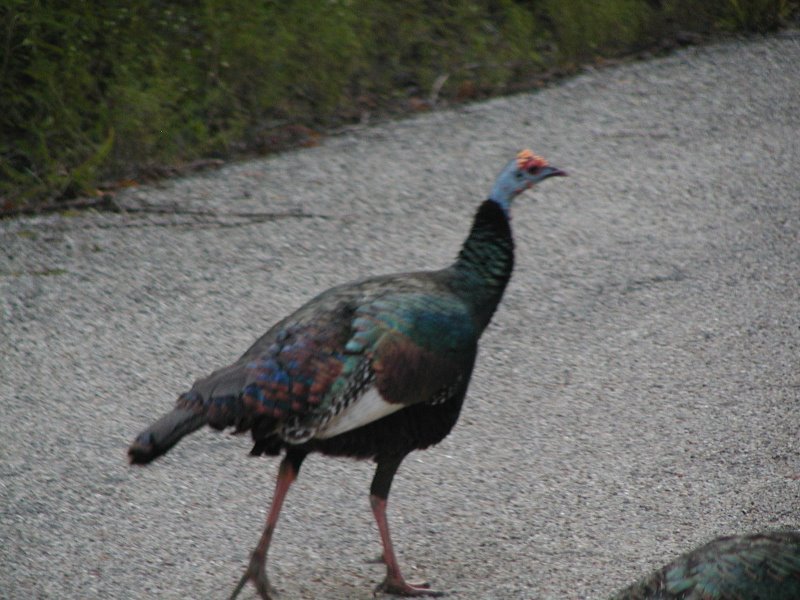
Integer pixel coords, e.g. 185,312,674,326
1,32,798,599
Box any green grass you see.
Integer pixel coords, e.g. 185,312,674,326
720,0,793,30
1,0,797,214
543,0,654,63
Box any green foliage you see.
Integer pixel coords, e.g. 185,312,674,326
720,0,793,31
1,0,115,203
356,1,542,96
660,0,797,33
541,0,654,63
1,0,796,212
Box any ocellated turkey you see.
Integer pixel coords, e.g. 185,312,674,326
610,530,800,600
129,149,566,599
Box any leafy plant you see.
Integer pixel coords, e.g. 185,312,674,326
720,0,791,31
1,0,796,214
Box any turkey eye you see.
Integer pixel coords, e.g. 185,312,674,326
515,172,523,179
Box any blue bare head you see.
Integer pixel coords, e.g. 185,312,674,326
489,150,567,214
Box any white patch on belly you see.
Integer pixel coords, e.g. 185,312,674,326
315,387,404,439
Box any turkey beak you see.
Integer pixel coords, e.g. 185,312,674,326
540,166,567,179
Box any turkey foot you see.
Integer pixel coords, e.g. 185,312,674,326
229,454,303,600
229,554,277,600
374,576,444,597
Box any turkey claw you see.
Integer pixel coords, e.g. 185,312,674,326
374,577,444,597
229,558,277,600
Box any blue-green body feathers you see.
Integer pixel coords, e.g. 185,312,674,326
611,531,800,600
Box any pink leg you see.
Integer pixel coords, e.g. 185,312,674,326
370,494,444,597
229,453,304,600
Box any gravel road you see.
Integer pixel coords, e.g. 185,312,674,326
2,32,799,600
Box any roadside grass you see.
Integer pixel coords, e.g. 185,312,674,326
1,0,797,214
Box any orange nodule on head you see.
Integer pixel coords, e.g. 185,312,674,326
516,149,548,171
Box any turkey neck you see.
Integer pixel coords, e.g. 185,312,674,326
450,199,514,331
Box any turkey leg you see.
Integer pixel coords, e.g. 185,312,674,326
370,458,444,597
229,450,306,600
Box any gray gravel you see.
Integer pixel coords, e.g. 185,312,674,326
2,32,799,600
